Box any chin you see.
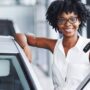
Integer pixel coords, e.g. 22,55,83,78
64,33,75,37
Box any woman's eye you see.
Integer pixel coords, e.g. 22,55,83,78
57,18,65,24
70,17,77,22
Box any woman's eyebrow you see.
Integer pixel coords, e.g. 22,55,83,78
58,16,78,18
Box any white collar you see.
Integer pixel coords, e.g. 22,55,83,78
58,35,85,53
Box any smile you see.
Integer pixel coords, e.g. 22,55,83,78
65,29,73,32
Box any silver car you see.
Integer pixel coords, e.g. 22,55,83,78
0,36,42,90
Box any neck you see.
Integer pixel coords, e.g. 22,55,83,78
63,35,79,48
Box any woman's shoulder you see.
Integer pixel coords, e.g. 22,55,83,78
81,36,90,42
54,38,62,46
53,38,62,53
79,34,89,41
48,38,61,53
80,36,90,50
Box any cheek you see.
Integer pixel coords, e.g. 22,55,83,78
76,20,81,27
57,24,64,32
74,22,80,30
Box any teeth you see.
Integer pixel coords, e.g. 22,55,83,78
65,29,72,32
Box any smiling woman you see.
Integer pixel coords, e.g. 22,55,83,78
15,0,90,90
57,12,81,39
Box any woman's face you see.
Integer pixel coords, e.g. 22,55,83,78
57,12,81,37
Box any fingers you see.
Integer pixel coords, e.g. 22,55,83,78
23,45,32,63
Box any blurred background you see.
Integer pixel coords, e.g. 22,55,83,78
0,0,90,90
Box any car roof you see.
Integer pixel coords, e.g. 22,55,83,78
0,36,18,54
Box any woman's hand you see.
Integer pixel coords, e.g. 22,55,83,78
15,33,32,62
23,45,32,63
15,33,27,48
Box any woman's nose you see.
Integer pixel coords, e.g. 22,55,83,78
65,21,72,26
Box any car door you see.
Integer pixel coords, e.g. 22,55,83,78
0,36,42,90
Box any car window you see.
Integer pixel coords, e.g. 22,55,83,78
0,54,30,90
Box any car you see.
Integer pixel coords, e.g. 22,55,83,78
0,19,16,36
0,35,42,90
77,72,90,90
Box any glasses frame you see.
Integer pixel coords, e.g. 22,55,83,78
57,16,78,25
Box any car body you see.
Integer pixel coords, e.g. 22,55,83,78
77,72,90,90
0,36,42,90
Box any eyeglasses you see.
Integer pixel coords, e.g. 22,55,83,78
57,17,78,25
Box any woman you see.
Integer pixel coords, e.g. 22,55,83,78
15,0,90,89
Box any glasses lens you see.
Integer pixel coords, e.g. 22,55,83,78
57,18,66,24
57,17,78,25
69,17,77,23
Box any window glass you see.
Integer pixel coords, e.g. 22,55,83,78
0,55,30,90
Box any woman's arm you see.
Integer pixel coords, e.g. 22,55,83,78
26,34,57,53
15,33,57,53
15,33,57,61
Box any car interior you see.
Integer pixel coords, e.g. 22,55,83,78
0,59,23,90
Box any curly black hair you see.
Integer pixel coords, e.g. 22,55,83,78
46,0,90,33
